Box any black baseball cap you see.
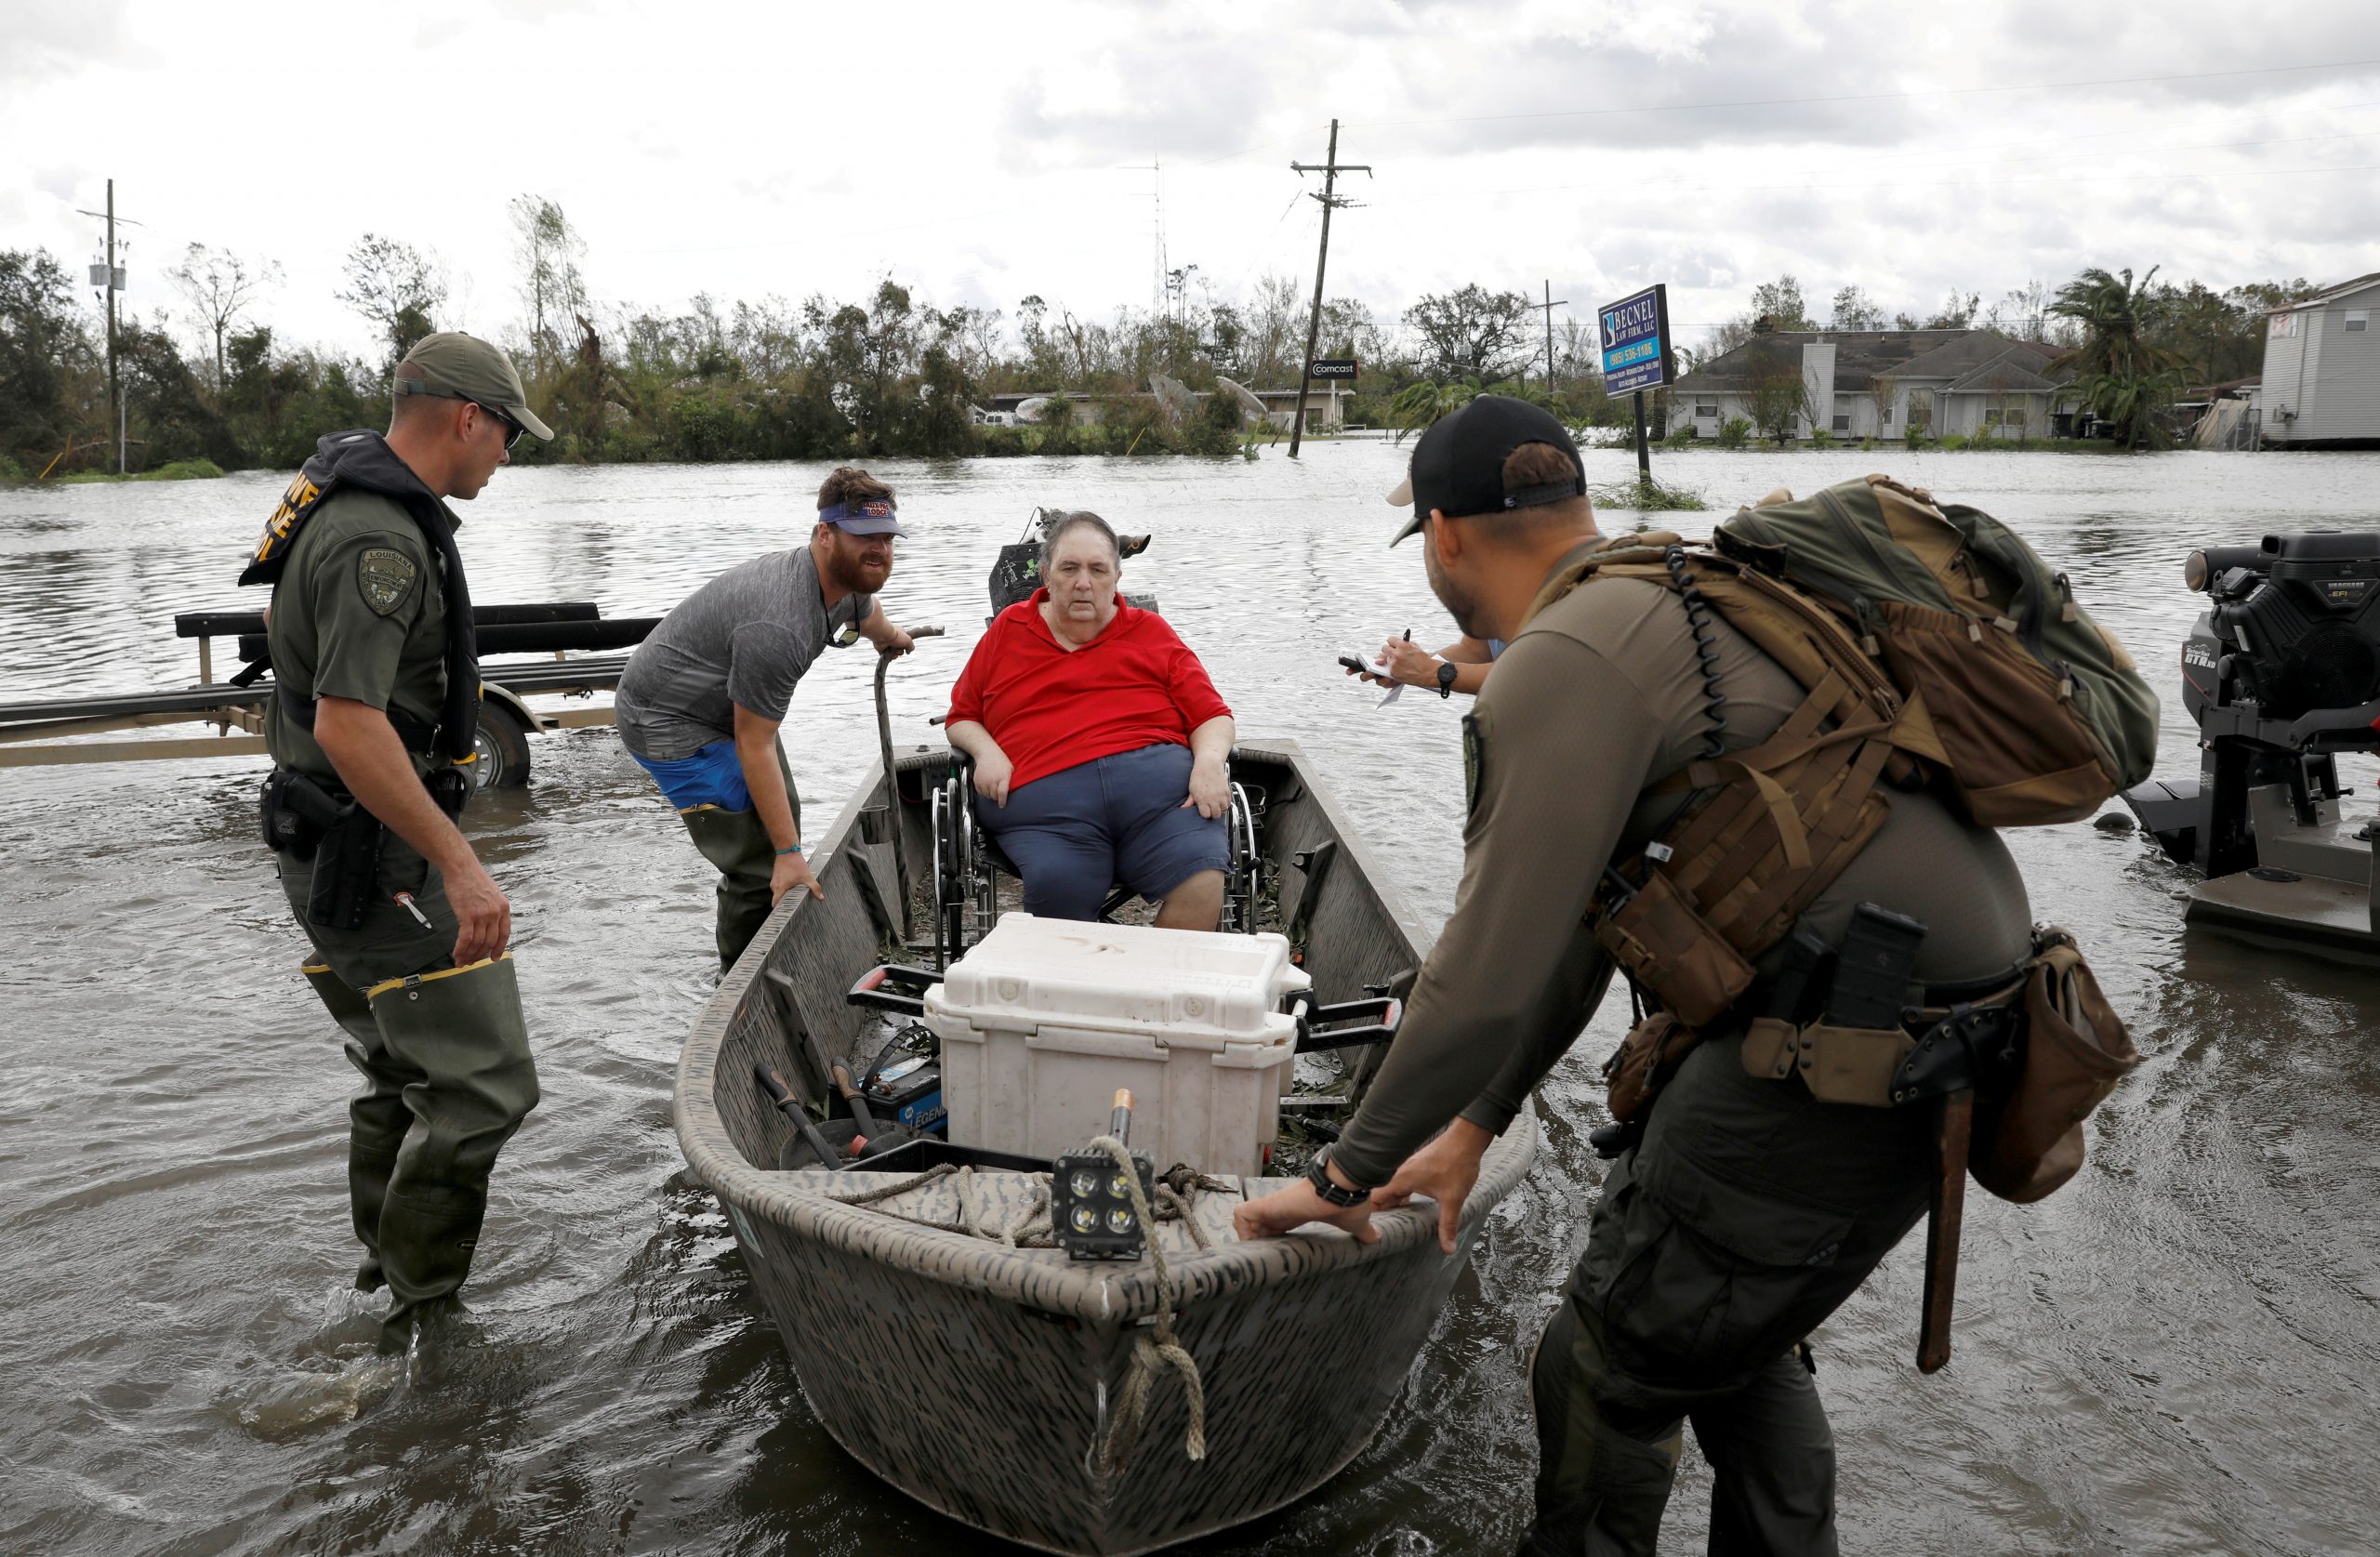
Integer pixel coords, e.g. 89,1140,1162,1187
1386,395,1586,545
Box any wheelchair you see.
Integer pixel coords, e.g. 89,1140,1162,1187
930,752,1263,969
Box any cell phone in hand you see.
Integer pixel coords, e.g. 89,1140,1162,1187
1338,655,1370,675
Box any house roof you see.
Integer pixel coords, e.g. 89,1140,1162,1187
1673,329,2068,393
2268,271,2380,312
1943,346,2064,394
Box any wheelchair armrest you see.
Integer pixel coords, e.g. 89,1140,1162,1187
1290,994,1403,1053
848,963,945,1017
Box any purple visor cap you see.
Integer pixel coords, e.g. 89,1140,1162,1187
818,497,909,536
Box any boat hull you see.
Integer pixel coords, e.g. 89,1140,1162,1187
677,739,1536,1553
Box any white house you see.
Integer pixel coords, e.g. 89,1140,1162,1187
2259,270,2380,448
1671,329,2070,442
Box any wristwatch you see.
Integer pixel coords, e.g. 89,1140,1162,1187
1305,1148,1370,1207
1435,659,1460,699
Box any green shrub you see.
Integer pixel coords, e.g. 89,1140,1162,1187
1941,433,1970,452
1717,416,1753,449
1662,425,1696,450
1810,428,1835,447
1588,476,1708,511
1903,424,1931,451
149,457,225,480
0,454,26,481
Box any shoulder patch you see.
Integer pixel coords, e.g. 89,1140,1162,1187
357,547,419,615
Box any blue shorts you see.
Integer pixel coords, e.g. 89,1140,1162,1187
631,738,751,811
980,743,1228,921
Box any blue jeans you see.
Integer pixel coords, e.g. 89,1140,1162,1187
980,743,1227,921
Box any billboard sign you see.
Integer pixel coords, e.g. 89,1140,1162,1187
1599,284,1673,396
1310,358,1359,379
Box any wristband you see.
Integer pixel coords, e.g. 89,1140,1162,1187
1305,1148,1371,1207
776,843,807,856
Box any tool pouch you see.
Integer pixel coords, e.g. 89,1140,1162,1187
1603,1009,1697,1124
307,800,387,931
1593,870,1755,1030
1969,927,2137,1203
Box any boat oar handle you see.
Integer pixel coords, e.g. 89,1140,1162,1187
755,1062,850,1168
832,1062,884,1139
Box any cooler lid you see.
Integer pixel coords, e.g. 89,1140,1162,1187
930,914,1311,1041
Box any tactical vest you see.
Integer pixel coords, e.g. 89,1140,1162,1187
239,430,479,762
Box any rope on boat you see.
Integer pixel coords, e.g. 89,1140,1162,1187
828,1162,959,1207
1089,1135,1208,1475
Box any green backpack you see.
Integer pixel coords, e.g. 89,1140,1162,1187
1713,474,2161,827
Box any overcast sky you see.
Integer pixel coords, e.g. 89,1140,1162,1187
6,0,2375,365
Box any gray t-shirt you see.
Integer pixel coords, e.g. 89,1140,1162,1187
615,548,870,759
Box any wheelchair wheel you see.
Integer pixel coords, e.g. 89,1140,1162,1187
1223,783,1260,934
932,778,966,970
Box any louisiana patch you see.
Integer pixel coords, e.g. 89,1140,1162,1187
1462,710,1484,815
357,548,418,615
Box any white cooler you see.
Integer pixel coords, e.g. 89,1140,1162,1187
924,915,1312,1177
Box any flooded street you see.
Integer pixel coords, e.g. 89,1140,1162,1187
4,440,2378,1556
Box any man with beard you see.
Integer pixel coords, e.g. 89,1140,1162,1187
1235,397,2033,1554
615,467,917,972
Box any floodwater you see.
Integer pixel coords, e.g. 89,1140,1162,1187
4,441,2378,1556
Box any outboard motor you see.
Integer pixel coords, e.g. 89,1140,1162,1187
2124,534,2380,943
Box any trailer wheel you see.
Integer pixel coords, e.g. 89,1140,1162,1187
472,702,534,788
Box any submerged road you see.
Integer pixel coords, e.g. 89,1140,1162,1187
2,442,2376,1555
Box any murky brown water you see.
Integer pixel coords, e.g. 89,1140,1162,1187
4,442,2377,1555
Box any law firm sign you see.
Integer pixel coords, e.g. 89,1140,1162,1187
1599,284,1673,396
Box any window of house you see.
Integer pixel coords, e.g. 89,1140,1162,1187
1694,402,1718,418
2004,407,2027,429
1907,395,1933,429
1881,406,1893,425
2348,310,2371,333
1983,408,2003,426
1831,414,1851,432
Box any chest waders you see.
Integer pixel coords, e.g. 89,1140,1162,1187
242,431,537,1346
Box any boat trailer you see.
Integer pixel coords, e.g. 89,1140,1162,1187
0,600,654,787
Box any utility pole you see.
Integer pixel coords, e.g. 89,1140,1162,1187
76,179,137,473
1288,120,1369,457
1532,280,1568,400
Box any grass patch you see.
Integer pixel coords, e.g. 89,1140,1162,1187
57,458,227,483
1590,475,1709,512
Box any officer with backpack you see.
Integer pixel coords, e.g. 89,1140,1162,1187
1236,397,2144,1554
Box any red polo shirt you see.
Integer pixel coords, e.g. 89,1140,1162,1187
946,591,1232,791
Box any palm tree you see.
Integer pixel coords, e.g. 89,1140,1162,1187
1388,377,1479,443
2048,266,2185,449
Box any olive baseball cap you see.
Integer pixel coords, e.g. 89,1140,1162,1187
1386,394,1585,544
392,331,554,442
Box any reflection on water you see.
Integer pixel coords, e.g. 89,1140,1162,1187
3,444,2378,1555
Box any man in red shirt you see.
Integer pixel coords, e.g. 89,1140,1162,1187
945,511,1236,930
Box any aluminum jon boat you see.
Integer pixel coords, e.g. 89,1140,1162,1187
672,738,1536,1555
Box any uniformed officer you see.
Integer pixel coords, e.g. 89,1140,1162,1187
1236,397,2035,1554
243,331,551,1349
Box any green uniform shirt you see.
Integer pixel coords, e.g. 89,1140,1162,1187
263,489,453,781
1329,539,2035,1187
